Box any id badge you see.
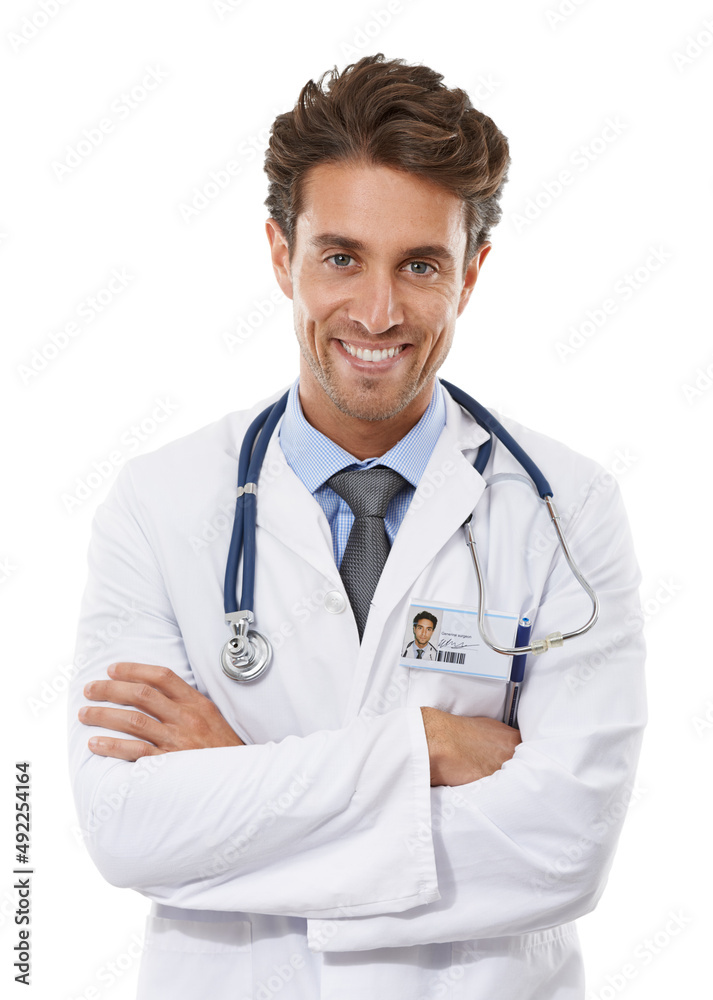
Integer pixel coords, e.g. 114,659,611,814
398,598,519,681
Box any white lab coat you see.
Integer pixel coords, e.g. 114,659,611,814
67,382,647,1000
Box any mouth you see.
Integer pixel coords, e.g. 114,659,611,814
337,339,409,364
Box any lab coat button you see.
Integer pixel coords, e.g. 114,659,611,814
324,591,346,614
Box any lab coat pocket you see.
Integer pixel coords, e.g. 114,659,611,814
136,915,252,1000
404,663,507,719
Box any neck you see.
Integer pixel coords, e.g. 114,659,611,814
298,376,434,460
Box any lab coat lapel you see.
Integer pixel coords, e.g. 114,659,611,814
375,386,490,610
342,387,491,719
255,419,343,587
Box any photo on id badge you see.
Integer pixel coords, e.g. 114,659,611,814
399,599,518,681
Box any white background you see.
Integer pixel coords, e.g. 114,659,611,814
2,0,711,996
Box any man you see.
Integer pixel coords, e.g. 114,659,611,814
402,611,438,660
68,54,646,999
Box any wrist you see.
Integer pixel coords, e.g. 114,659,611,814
420,706,449,786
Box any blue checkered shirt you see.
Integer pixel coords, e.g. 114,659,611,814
278,378,446,567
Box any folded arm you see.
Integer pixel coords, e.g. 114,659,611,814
67,463,439,919
306,470,647,951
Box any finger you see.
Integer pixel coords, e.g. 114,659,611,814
87,735,164,761
83,679,178,722
79,705,167,747
107,662,198,703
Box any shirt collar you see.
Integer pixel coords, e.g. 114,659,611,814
278,376,447,493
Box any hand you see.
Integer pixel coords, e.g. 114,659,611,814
78,661,244,761
420,707,521,786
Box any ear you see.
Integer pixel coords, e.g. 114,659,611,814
457,243,491,317
265,219,294,300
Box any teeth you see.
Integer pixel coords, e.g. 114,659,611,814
340,341,404,362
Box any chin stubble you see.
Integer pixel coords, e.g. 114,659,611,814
304,346,421,422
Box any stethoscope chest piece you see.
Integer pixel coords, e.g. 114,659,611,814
221,611,272,682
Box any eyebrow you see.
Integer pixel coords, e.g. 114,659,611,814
308,233,457,266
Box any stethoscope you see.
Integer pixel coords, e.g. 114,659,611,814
221,379,599,683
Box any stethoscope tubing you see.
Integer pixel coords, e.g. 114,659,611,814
440,380,554,499
224,392,289,616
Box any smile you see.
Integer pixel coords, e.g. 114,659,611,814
339,340,406,362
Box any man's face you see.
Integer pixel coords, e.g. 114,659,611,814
266,161,490,426
413,618,435,648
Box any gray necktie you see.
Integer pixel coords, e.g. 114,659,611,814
326,465,408,641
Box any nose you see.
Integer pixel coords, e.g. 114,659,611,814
346,267,405,335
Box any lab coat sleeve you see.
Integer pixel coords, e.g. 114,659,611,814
306,468,647,950
67,463,439,919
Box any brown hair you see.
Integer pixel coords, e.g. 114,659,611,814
264,53,510,273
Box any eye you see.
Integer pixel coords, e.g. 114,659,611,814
407,261,435,275
326,254,354,267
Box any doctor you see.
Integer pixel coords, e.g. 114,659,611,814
68,53,647,1000
402,612,439,660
